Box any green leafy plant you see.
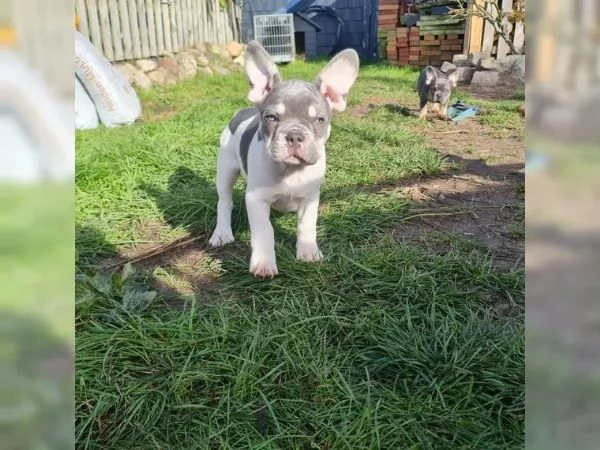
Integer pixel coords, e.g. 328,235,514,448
78,263,158,320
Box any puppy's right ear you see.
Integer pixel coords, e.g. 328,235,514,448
244,40,281,103
425,66,436,86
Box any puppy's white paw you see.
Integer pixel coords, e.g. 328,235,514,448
249,255,278,278
296,242,323,262
209,228,234,247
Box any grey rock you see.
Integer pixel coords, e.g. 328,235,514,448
479,56,498,70
440,61,457,74
175,52,198,80
197,55,210,68
135,59,158,73
471,70,499,86
158,55,179,75
226,41,243,58
457,66,476,83
467,52,483,67
233,55,244,66
132,70,152,90
113,62,137,84
148,67,177,85
452,54,470,67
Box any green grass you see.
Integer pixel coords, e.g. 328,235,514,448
76,61,524,448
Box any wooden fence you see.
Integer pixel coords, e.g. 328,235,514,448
75,0,241,62
9,0,74,100
463,0,524,59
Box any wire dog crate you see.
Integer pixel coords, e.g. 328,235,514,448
252,13,296,63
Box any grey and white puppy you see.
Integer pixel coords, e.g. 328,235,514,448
417,65,459,120
209,40,360,278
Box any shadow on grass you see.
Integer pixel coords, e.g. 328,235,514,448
0,311,73,449
75,160,526,448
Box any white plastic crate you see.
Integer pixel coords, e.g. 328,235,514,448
252,14,296,63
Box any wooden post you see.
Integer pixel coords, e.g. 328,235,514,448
191,0,198,46
513,21,524,54
154,0,165,55
463,0,485,54
169,0,179,52
127,0,143,58
535,0,557,83
118,0,133,60
75,0,89,38
496,0,512,58
162,0,172,54
85,0,103,51
481,0,496,56
98,0,114,61
176,0,184,51
137,0,151,57
147,0,159,56
108,0,124,61
181,0,189,49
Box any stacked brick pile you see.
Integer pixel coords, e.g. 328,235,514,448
377,1,465,67
395,26,421,65
419,33,464,66
378,0,406,31
378,0,406,61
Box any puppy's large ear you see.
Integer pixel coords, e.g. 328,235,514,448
447,69,459,88
244,40,282,103
315,48,360,112
425,66,437,85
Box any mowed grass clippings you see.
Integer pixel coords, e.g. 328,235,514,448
75,60,524,449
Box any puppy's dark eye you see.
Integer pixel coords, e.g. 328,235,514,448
315,117,326,124
265,114,278,122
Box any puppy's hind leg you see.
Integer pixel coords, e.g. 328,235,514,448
418,96,429,119
209,147,239,247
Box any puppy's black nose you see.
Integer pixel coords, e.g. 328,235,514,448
285,130,305,146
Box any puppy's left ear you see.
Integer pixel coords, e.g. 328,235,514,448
315,48,360,112
447,69,459,88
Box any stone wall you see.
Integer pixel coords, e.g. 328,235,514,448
113,41,246,90
440,52,525,91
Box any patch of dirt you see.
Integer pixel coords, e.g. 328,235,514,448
350,96,415,118
462,83,522,101
101,235,221,307
352,87,525,271
352,95,525,273
394,172,524,272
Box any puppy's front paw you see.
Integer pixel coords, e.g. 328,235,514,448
297,242,323,262
250,254,278,278
209,228,234,247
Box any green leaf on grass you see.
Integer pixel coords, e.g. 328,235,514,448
121,263,136,283
122,285,158,313
86,274,113,296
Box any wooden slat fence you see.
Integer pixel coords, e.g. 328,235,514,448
75,0,241,62
10,0,74,100
463,0,524,59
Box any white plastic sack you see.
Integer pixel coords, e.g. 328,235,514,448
74,30,141,127
75,75,99,129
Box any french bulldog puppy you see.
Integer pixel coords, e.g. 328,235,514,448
417,65,459,120
209,40,360,278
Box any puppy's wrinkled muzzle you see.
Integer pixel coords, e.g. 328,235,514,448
281,128,317,165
